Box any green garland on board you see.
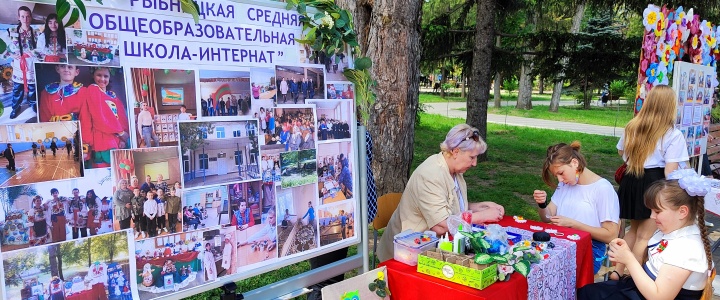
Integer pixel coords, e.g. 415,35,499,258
285,0,376,125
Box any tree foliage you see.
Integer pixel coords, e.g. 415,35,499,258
179,122,215,154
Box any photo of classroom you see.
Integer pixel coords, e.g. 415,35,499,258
199,70,251,118
0,121,83,187
318,200,355,246
179,120,260,188
0,167,114,253
182,186,230,231
234,201,278,269
129,68,199,148
110,146,183,238
317,141,354,204
227,181,264,230
274,65,325,105
276,184,318,257
308,99,353,141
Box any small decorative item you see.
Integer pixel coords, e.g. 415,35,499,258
513,216,527,223
529,225,543,231
658,239,668,253
567,234,581,241
341,290,359,300
367,271,390,298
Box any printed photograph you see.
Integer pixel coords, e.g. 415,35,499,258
276,184,318,257
690,69,697,85
35,63,130,169
678,91,685,105
263,107,317,150
325,83,354,99
687,85,695,103
199,70,251,118
280,149,317,189
128,68,199,148
110,147,183,238
235,201,278,269
67,30,120,66
135,230,208,298
680,71,688,90
182,186,230,231
0,121,83,187
297,30,347,81
318,200,355,246
317,141,354,204
275,65,325,105
3,231,133,300
0,167,114,252
179,120,261,188
308,99,353,142
227,181,265,231
249,67,276,100
706,74,712,88
0,3,71,124
260,146,281,184
698,71,705,88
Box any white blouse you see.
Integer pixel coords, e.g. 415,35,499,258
645,225,709,290
617,128,689,168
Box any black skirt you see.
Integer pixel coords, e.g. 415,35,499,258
578,276,702,300
618,167,665,220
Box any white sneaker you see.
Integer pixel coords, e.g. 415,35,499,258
163,228,168,233
142,232,147,238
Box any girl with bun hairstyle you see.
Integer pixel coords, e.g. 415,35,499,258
614,85,689,279
534,141,620,274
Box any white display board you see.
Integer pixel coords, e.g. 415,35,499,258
672,61,716,157
0,1,363,299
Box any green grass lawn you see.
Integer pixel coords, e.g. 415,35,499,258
184,113,623,299
419,92,576,103
486,105,634,128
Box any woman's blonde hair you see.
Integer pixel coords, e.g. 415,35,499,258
623,85,677,176
440,124,487,154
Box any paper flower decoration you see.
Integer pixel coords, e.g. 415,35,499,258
655,13,667,37
644,5,662,32
646,63,659,84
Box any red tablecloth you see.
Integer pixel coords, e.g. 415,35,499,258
494,215,594,288
137,251,199,267
380,259,528,300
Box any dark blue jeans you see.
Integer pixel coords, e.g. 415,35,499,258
11,82,36,112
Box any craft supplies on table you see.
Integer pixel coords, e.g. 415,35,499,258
393,230,439,266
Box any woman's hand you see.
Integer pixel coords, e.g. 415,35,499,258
549,215,576,228
533,190,547,205
472,208,503,223
608,238,633,265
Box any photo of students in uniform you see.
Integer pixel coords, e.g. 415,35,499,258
135,230,207,298
307,99,353,142
110,146,182,237
128,68,198,148
199,70,251,118
318,200,355,246
2,231,134,300
275,66,325,105
35,63,130,169
0,3,71,123
0,121,83,187
67,29,121,66
178,120,260,188
275,184,318,257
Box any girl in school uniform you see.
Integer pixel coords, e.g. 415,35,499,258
578,177,713,300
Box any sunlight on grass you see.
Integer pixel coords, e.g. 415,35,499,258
184,113,623,299
487,105,634,127
419,92,576,103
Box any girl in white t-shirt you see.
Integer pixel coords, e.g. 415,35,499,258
534,141,620,273
614,85,689,279
578,179,712,300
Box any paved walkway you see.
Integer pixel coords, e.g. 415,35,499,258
424,102,625,137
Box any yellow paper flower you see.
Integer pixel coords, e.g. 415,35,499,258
676,12,685,25
654,13,665,37
377,272,384,281
647,11,658,27
692,35,699,49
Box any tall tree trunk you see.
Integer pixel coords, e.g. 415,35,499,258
336,0,423,195
538,77,544,94
467,0,496,162
87,238,92,267
549,0,586,112
461,74,466,99
516,56,534,110
493,36,502,108
49,244,60,278
493,72,502,108
583,75,591,109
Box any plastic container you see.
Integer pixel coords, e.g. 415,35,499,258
471,225,522,244
394,231,439,266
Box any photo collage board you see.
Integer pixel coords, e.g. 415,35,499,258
672,61,715,157
0,0,360,299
